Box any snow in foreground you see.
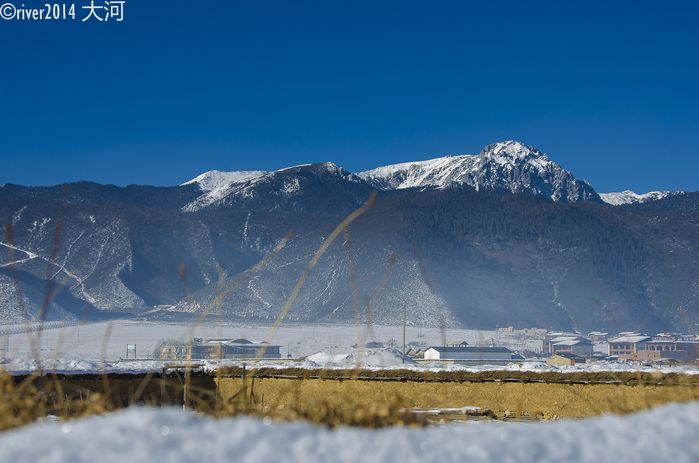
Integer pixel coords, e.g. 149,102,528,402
2,403,698,463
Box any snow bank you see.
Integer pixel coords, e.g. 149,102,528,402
303,348,415,367
305,352,353,365
1,402,698,463
2,355,698,376
2,358,172,375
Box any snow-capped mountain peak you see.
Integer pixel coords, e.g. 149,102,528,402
599,190,685,206
182,170,267,193
483,140,543,160
358,141,599,202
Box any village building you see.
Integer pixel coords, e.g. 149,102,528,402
549,337,593,358
159,338,281,360
546,353,586,366
544,332,579,351
630,340,699,363
608,334,651,357
587,331,609,343
544,333,593,358
365,341,385,349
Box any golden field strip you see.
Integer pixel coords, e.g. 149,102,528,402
2,368,698,430
214,368,699,419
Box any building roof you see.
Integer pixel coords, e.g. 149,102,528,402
205,338,253,344
549,336,578,343
427,346,512,353
204,338,280,347
553,339,591,346
552,335,591,344
609,335,651,343
547,332,579,338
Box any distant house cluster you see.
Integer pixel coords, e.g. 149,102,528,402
608,333,699,363
158,338,281,360
543,331,699,365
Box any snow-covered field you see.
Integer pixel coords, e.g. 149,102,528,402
2,320,699,375
0,320,693,376
1,402,698,463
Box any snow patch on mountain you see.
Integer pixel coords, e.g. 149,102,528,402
182,170,267,192
358,141,599,202
181,170,267,211
599,190,684,206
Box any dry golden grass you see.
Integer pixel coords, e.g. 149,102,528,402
3,367,698,432
216,366,699,386
0,369,426,432
215,374,699,420
0,371,114,431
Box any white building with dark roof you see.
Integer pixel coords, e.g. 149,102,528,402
423,346,520,364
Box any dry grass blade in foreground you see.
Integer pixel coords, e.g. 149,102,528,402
259,192,377,359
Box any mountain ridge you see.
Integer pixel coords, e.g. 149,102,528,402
1,141,698,332
183,141,601,208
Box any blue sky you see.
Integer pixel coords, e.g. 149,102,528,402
0,1,697,192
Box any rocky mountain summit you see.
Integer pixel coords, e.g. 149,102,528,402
358,141,600,202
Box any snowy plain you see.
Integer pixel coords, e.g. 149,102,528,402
2,320,698,375
0,319,537,363
1,402,698,463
